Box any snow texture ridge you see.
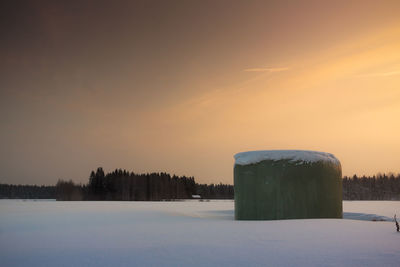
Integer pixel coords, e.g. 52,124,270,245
234,150,340,166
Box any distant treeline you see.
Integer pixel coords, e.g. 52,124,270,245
2,170,400,200
343,173,400,200
0,167,233,200
0,184,56,199
56,168,233,201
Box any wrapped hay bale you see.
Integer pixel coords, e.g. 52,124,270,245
234,150,342,220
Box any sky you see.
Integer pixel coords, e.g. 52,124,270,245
1,0,400,185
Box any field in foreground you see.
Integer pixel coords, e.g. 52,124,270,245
0,200,399,266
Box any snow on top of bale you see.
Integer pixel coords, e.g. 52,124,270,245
234,150,340,166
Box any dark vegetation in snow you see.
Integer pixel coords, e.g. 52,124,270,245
1,171,400,200
342,173,400,200
55,168,233,201
0,184,55,199
0,168,233,200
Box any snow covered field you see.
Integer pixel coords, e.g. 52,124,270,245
0,200,399,267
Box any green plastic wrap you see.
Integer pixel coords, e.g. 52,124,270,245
234,156,342,220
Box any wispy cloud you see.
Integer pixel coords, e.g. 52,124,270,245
358,70,400,77
244,67,289,72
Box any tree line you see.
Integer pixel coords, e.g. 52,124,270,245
1,170,400,200
0,184,56,199
54,167,233,200
342,173,400,200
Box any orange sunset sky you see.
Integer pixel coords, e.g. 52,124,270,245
1,0,400,185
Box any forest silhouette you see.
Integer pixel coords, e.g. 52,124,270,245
1,169,400,200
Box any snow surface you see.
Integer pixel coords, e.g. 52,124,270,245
234,150,341,166
0,200,399,267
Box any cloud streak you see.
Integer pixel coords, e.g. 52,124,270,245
358,70,400,77
244,67,289,72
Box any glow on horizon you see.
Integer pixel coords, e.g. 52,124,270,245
160,24,400,182
1,1,400,185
